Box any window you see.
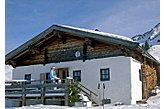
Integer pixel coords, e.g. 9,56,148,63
25,74,31,84
100,68,110,81
139,69,142,81
73,70,81,82
25,74,31,80
46,73,51,83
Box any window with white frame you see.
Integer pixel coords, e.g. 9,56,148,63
73,70,81,82
100,68,110,81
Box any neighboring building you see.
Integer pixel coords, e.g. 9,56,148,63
5,24,159,105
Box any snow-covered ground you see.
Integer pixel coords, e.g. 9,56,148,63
5,65,13,81
6,90,160,109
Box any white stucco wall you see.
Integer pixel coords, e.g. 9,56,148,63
130,58,142,104
13,56,135,104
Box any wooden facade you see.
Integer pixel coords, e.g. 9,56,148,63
141,64,158,99
7,31,136,67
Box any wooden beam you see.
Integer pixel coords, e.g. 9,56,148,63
43,49,48,65
144,56,147,64
83,43,87,62
56,32,67,44
28,46,40,54
84,37,97,47
9,60,17,68
84,37,91,45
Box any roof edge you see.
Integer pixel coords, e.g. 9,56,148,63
5,25,55,62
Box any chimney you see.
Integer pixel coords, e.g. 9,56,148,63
94,28,99,31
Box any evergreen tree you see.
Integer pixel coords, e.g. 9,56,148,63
69,82,81,105
144,40,150,50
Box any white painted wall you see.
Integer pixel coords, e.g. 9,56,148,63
80,56,132,104
130,58,142,104
12,56,136,104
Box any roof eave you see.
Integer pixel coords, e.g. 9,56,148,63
53,25,140,48
5,25,55,63
137,46,160,65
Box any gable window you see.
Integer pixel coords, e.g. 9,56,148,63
73,70,81,82
100,68,110,81
25,74,31,84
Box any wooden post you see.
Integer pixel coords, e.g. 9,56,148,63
83,43,87,62
21,81,26,106
41,80,46,105
64,79,69,106
44,49,48,65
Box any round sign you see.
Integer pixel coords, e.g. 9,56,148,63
75,51,81,57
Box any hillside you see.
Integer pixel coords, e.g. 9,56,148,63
147,45,160,62
132,23,160,50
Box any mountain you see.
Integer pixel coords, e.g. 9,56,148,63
147,45,160,62
132,23,160,50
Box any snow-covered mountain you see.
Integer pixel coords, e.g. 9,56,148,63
132,23,160,50
147,45,160,62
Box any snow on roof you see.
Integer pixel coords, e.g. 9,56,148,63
58,24,135,42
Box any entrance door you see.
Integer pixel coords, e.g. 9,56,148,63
57,68,69,83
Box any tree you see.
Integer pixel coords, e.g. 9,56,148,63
68,82,81,106
144,41,150,50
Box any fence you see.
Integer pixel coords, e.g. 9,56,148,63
5,79,98,107
5,79,71,106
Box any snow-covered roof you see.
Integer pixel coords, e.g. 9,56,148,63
57,24,135,42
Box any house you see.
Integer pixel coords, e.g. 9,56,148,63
5,24,159,105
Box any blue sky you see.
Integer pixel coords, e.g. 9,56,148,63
5,0,160,54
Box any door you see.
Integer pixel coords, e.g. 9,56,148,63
57,68,69,83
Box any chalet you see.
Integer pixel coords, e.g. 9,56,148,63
5,24,159,106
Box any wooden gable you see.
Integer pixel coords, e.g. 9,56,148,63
11,31,133,67
6,24,159,68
